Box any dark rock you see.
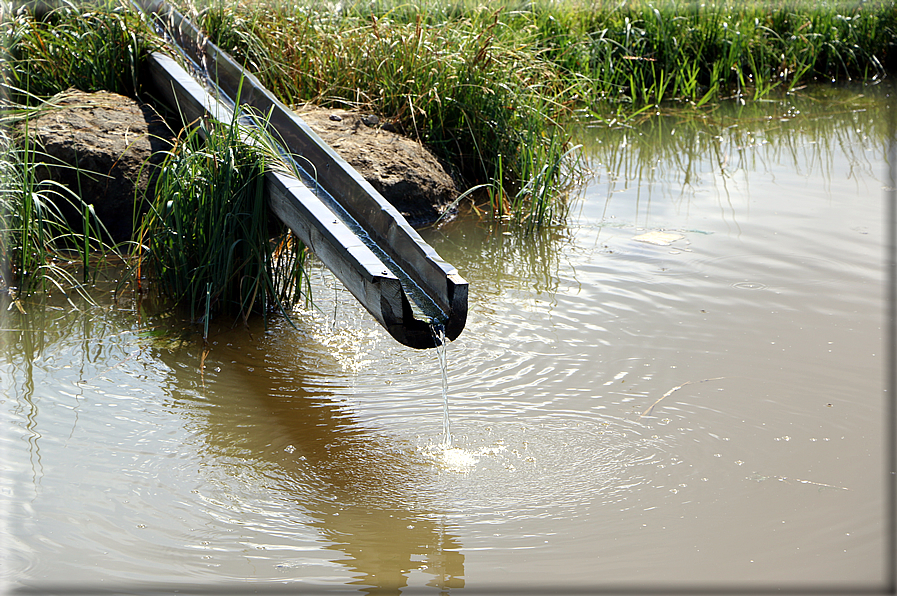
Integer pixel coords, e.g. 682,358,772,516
19,89,175,243
295,105,458,227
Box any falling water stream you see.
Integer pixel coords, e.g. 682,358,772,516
432,324,452,448
2,85,892,594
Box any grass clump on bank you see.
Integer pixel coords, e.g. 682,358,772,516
138,115,309,332
191,1,584,229
2,0,152,102
533,0,897,107
0,122,115,309
1,1,150,305
1,1,309,327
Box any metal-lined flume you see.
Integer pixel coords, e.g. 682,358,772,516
136,0,466,348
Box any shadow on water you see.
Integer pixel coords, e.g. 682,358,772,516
150,317,465,594
1,298,464,594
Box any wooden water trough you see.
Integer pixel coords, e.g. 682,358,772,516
134,0,467,349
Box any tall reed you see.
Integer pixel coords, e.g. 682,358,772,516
191,0,582,229
4,0,152,102
137,112,309,331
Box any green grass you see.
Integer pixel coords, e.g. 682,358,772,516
547,0,897,107
0,108,116,309
2,0,896,315
3,0,153,102
189,0,583,229
1,1,308,327
0,0,151,309
137,111,309,333
177,0,896,229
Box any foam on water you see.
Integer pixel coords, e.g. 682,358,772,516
431,446,479,471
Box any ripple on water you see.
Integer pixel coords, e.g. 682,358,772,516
408,409,669,526
281,265,688,530
693,252,859,289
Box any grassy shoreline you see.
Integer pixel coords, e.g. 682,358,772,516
1,0,895,309
190,0,895,219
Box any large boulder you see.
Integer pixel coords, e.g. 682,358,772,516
295,106,458,227
19,89,174,243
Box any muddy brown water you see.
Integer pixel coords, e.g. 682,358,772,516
2,86,893,594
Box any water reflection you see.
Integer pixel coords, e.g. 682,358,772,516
3,300,465,592
150,319,465,593
2,301,141,491
425,217,574,298
580,84,888,229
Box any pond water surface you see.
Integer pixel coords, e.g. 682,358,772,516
2,85,893,594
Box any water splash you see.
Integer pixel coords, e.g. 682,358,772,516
419,442,507,473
